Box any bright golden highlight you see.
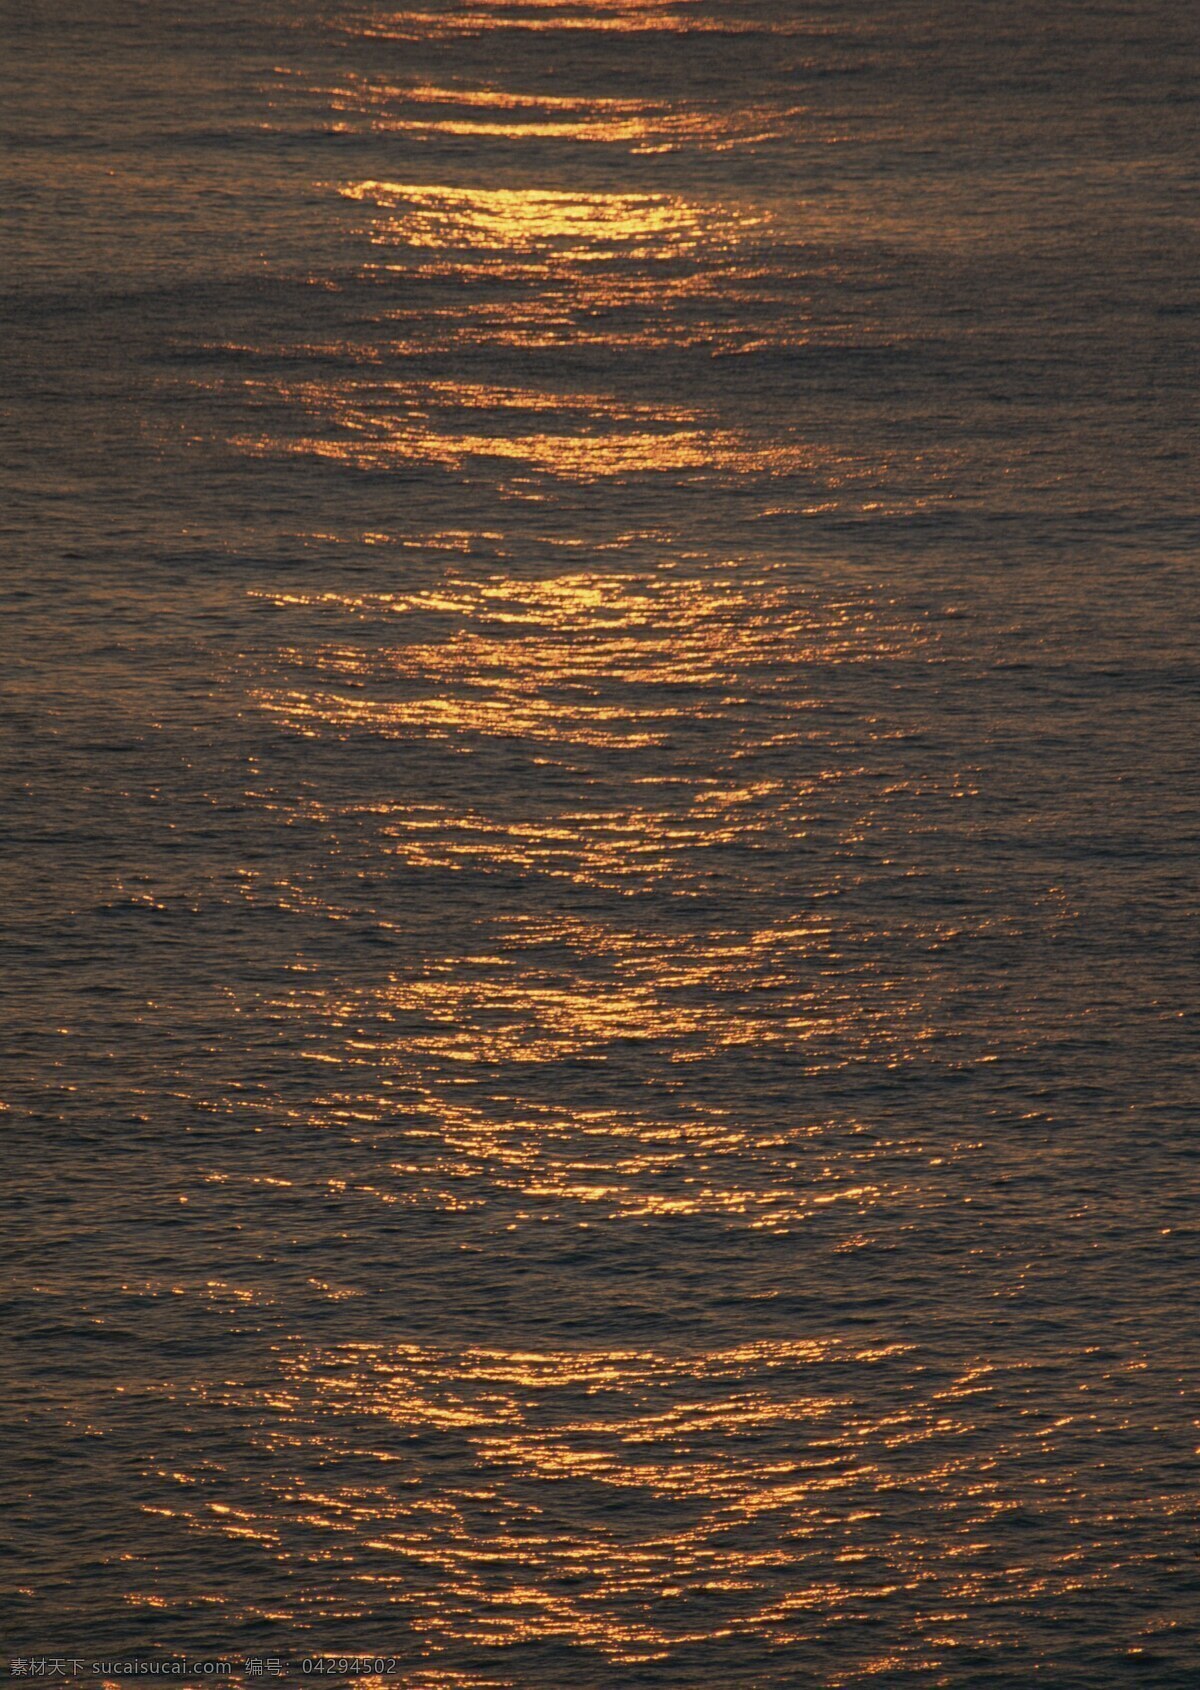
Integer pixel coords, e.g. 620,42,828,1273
312,77,801,151
342,0,802,41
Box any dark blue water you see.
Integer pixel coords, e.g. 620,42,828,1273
3,1,1198,1683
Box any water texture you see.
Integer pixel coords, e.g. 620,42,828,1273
3,0,1198,1683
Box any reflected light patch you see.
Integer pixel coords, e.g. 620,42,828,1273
341,179,764,257
341,0,802,41
314,76,800,152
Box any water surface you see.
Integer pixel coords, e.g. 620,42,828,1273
3,0,1199,1683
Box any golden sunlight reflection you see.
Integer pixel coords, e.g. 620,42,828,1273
250,566,928,750
231,373,880,482
341,179,764,255
340,0,804,42
244,173,905,355
307,75,801,152
223,872,973,1229
225,555,981,1230
176,1334,922,1662
163,1336,1163,1667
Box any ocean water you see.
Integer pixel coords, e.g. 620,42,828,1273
3,0,1198,1683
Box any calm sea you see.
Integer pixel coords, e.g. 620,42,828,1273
3,0,1198,1683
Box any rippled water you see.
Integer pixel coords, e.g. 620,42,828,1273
4,0,1199,1683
